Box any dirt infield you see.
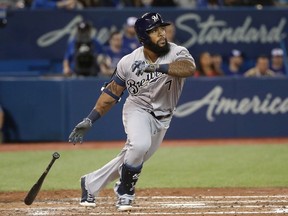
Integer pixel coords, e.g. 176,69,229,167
1,139,288,215
0,188,288,215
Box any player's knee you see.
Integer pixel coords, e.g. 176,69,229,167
132,145,149,159
125,141,151,166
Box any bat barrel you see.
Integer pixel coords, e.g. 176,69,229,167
24,152,60,205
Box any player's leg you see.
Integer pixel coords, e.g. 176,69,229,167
144,128,167,162
80,107,169,209
81,107,151,206
143,115,171,161
114,127,167,211
81,108,152,208
79,147,126,206
115,108,153,211
84,147,126,194
123,112,153,166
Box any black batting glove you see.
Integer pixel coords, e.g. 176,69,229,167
68,118,92,145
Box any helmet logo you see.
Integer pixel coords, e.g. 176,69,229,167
151,14,159,22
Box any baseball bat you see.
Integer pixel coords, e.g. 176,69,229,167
24,152,60,205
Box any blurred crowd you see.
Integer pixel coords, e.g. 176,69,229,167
0,0,288,9
194,48,287,77
62,17,287,78
0,0,287,78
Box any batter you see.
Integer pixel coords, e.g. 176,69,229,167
69,12,196,211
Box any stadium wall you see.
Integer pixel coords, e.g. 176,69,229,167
0,77,288,142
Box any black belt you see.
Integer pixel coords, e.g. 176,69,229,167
149,111,171,120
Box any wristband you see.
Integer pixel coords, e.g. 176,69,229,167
158,64,169,74
87,109,101,123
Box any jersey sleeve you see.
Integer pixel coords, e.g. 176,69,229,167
174,46,195,64
112,55,127,87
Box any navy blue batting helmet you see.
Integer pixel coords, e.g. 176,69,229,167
134,12,170,44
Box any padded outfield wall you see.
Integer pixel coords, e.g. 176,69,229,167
0,77,288,142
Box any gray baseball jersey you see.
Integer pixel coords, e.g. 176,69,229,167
115,42,195,117
84,42,195,197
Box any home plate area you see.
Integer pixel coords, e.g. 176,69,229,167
29,195,288,215
0,189,288,216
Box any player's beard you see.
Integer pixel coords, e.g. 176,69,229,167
145,39,170,57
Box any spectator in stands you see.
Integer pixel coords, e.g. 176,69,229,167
24,0,33,8
63,20,104,76
77,0,121,7
270,48,286,76
211,53,224,75
0,105,4,143
223,0,274,6
120,0,142,7
194,52,223,77
134,0,154,7
223,49,245,76
274,0,288,6
122,16,141,53
0,0,26,8
174,0,197,8
197,0,223,8
151,0,177,6
31,0,82,9
244,55,275,77
99,31,130,77
129,0,176,7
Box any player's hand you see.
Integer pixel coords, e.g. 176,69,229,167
68,118,92,145
131,60,159,76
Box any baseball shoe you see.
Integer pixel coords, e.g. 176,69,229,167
114,181,134,211
80,176,96,207
116,194,134,211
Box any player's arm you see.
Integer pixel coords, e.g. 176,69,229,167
163,60,196,77
132,47,196,77
68,80,126,144
165,47,196,77
133,60,196,78
94,81,126,116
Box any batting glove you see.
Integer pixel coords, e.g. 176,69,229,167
68,118,92,145
131,60,158,76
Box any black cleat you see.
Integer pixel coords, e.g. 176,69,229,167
80,176,96,207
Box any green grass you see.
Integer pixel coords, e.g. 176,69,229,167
141,144,288,188
0,144,287,192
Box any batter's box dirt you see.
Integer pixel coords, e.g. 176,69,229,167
0,188,288,216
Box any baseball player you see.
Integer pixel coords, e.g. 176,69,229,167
69,12,196,211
